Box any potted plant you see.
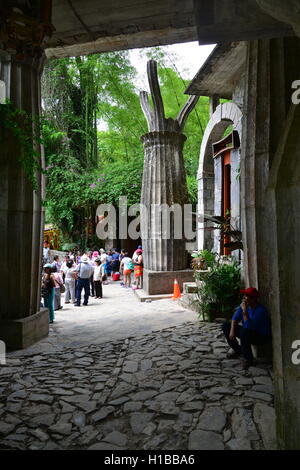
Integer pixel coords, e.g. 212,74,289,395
202,213,243,252
192,255,241,322
191,249,218,283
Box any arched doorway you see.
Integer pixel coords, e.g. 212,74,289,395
197,102,243,254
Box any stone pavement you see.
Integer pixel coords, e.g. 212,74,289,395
16,281,197,353
0,283,276,450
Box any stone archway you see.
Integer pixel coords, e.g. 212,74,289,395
197,102,243,251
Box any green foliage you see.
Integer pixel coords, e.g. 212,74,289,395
61,242,78,252
202,213,243,252
191,249,217,271
0,101,42,189
193,256,241,322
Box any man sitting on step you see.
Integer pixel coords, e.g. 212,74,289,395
221,287,272,370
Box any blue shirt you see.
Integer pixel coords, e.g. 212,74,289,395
232,304,272,337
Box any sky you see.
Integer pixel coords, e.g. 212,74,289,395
129,41,216,91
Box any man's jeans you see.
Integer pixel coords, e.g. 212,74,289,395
222,321,271,362
76,278,90,306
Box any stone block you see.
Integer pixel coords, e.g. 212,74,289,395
143,269,195,295
0,309,49,351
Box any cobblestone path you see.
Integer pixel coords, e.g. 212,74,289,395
0,322,276,450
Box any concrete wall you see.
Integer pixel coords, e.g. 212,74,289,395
240,37,300,449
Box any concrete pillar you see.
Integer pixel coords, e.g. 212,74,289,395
0,52,48,350
139,61,198,293
241,37,300,449
141,131,189,271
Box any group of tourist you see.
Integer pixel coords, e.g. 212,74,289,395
41,245,143,323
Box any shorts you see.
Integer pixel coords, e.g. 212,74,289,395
124,269,132,275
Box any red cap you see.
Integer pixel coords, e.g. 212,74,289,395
240,287,260,298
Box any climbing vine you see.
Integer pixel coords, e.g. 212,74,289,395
0,100,42,189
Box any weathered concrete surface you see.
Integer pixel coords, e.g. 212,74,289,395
0,309,49,351
43,0,293,59
143,269,195,295
1,318,275,450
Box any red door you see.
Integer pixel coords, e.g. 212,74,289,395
222,151,231,255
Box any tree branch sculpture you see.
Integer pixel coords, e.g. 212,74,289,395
140,60,199,133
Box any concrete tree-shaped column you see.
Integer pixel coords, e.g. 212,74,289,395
140,60,199,277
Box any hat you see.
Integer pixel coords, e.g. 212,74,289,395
43,263,52,269
136,249,143,254
81,255,89,263
137,245,142,249
100,248,105,253
240,287,260,298
92,251,99,257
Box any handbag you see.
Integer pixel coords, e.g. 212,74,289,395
60,284,65,293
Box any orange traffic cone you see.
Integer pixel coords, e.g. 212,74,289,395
172,279,181,299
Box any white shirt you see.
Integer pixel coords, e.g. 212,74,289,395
75,262,94,279
93,265,102,281
65,267,76,281
100,253,107,263
61,261,68,274
122,257,132,270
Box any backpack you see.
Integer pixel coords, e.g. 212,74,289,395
128,260,134,271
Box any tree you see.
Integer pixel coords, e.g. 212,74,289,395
41,48,210,245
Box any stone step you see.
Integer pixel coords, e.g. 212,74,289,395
182,282,198,294
133,289,173,302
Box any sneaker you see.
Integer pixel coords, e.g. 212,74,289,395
75,304,81,307
83,304,88,306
